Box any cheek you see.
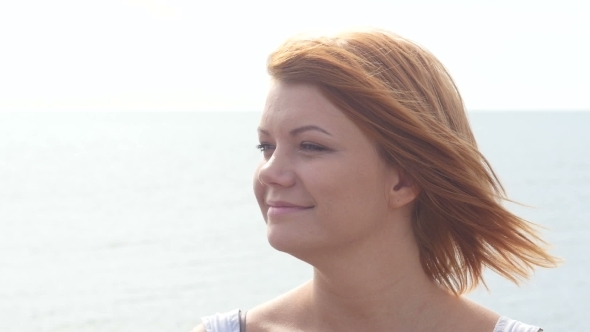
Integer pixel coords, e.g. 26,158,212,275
315,163,389,225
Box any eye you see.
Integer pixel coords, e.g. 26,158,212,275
300,142,328,152
256,143,274,152
256,143,275,159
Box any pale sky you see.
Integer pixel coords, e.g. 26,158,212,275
0,0,588,111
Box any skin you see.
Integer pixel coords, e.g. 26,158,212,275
193,82,499,332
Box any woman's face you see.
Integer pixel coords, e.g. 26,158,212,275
253,82,399,258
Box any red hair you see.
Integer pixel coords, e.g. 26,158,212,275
267,30,559,295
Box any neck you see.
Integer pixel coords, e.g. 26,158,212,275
301,219,458,331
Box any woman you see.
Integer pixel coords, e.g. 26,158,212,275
194,29,558,332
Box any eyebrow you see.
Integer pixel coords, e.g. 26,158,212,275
258,125,332,137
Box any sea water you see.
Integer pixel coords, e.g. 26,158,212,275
0,112,588,331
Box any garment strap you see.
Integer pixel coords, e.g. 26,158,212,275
239,310,247,332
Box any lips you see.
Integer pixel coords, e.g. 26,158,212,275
266,200,314,217
266,200,313,208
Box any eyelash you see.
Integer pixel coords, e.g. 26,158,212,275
256,143,273,152
300,143,327,152
255,143,328,153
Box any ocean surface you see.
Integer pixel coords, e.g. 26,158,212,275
0,111,588,331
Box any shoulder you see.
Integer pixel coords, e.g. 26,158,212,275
246,282,310,332
446,297,500,332
245,298,292,332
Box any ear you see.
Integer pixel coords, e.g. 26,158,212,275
389,168,420,209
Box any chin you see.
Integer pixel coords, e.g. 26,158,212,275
266,223,319,260
267,225,341,268
266,224,299,252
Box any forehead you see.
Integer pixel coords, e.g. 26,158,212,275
261,82,349,128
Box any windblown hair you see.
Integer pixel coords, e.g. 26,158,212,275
267,29,559,295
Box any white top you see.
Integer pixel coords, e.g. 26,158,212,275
201,310,542,332
493,316,543,332
201,309,241,332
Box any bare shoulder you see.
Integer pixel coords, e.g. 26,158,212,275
190,323,207,332
453,297,500,331
246,282,310,332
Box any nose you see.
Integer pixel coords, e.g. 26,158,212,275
256,149,296,188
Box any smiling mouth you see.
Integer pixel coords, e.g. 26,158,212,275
267,205,314,217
